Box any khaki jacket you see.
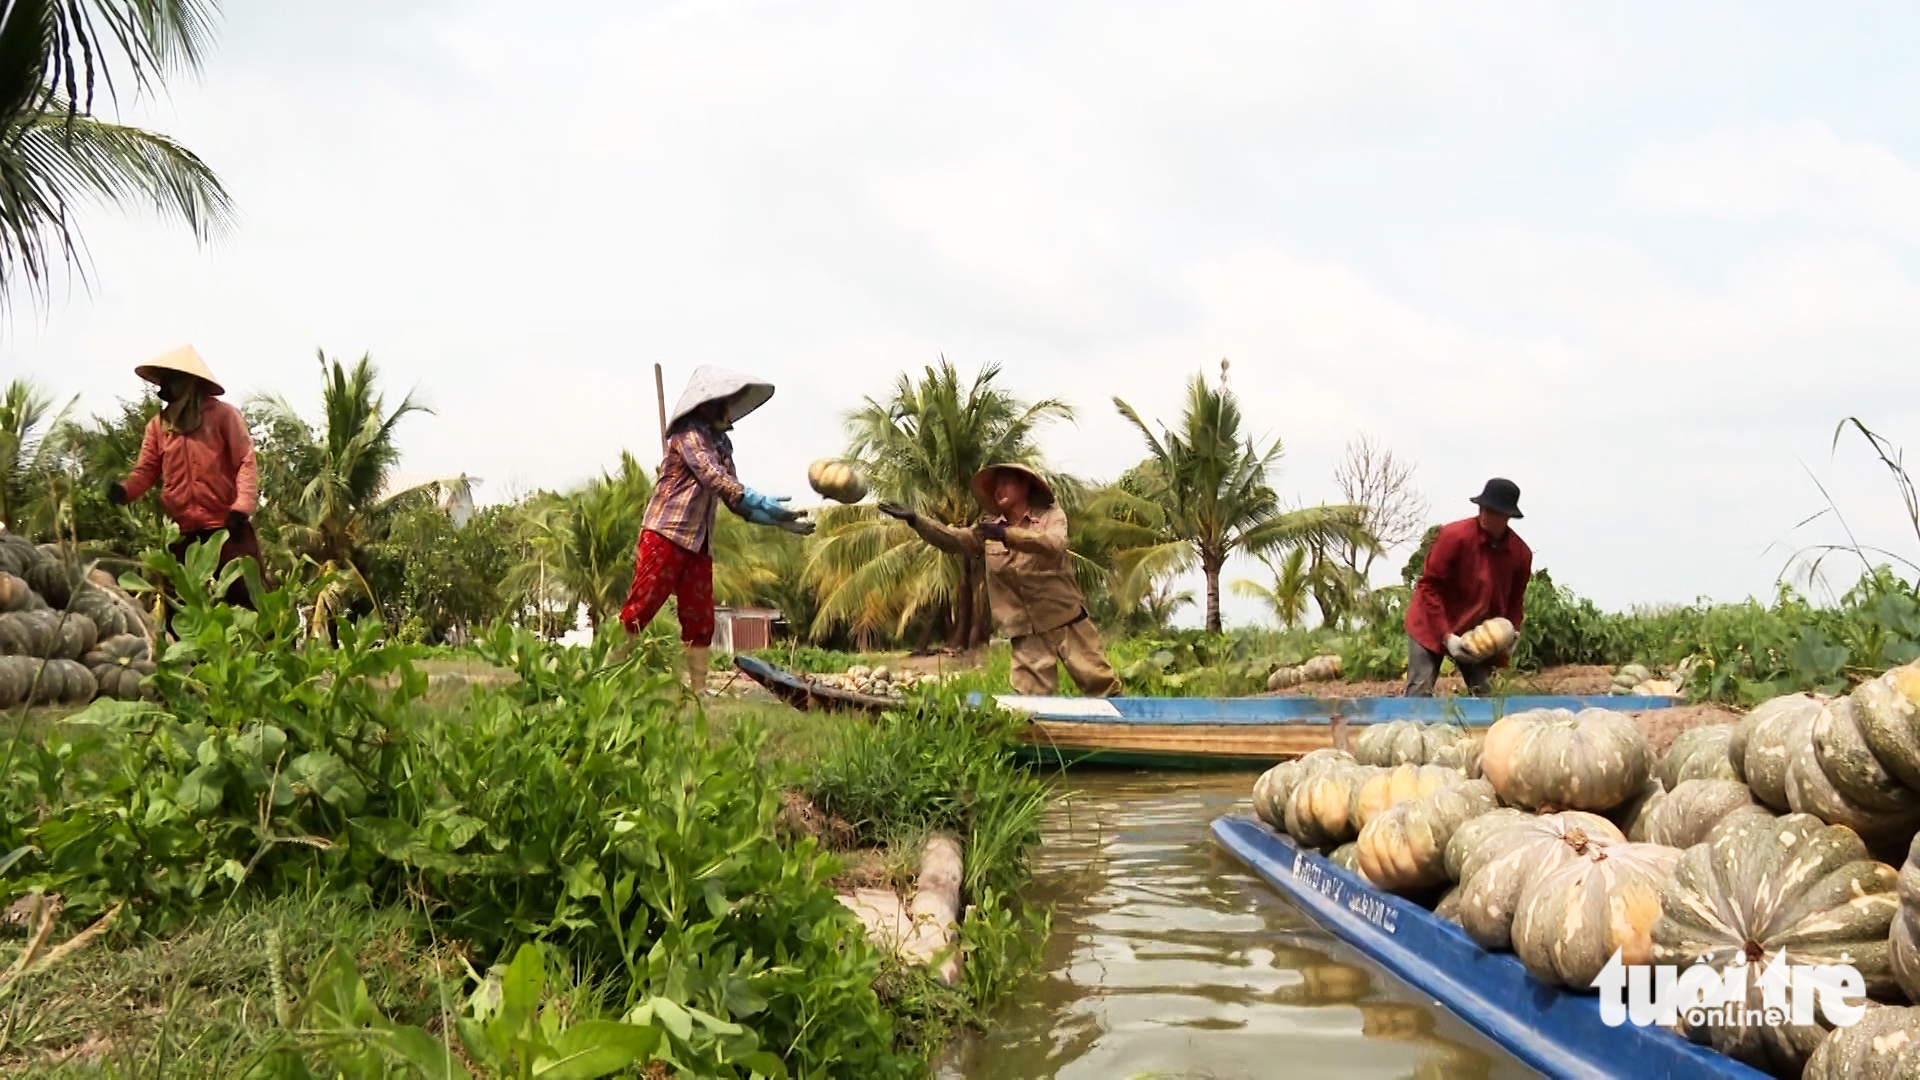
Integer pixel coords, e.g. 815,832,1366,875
911,506,1087,638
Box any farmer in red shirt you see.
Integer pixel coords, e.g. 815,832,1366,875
1404,478,1532,696
619,366,812,694
108,345,269,613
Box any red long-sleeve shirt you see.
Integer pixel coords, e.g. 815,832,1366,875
122,398,259,533
1404,517,1532,658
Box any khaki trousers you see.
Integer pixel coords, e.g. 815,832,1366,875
1010,618,1120,696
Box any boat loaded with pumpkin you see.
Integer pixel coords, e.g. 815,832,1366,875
1244,656,1920,1079
0,533,157,709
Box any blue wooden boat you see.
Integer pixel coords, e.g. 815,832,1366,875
1211,815,1768,1080
989,692,1684,769
735,655,1684,770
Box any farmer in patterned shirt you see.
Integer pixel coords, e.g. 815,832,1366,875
619,366,812,693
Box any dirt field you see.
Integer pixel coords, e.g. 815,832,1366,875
1261,664,1620,699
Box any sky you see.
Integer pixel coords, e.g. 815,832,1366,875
5,1,1920,628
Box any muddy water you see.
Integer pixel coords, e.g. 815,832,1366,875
941,772,1540,1080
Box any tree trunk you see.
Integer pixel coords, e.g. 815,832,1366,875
970,565,992,649
947,561,973,651
1204,556,1223,634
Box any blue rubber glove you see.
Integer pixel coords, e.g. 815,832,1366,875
739,488,796,520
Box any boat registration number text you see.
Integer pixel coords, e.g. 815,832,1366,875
1290,855,1399,934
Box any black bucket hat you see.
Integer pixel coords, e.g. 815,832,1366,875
1470,478,1523,518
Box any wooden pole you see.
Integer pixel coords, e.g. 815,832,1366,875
654,364,668,455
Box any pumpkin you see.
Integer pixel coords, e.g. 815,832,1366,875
1788,697,1920,846
69,584,129,638
1459,617,1517,660
92,662,151,701
1511,841,1682,989
1641,779,1767,850
86,634,156,701
1804,1005,1920,1080
1481,707,1653,813
26,658,95,705
1353,763,1465,829
1456,811,1624,952
1356,779,1498,893
21,549,77,610
0,534,34,578
1285,764,1377,849
1429,736,1483,779
1443,806,1530,884
806,460,867,504
1655,724,1740,788
1897,833,1918,1004
49,612,98,661
1612,776,1665,842
1730,693,1822,811
1652,812,1903,1077
1329,842,1362,874
0,610,54,657
1252,749,1353,830
0,655,33,708
1434,887,1464,926
0,572,35,613
1353,720,1466,767
1852,661,1920,795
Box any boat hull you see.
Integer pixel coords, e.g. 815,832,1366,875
1211,816,1767,1080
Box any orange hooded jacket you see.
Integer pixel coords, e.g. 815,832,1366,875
122,397,260,533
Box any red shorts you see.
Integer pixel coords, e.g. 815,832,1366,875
619,530,715,646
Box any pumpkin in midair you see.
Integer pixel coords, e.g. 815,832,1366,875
1652,812,1902,1077
806,460,868,504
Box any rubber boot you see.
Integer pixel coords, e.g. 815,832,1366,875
685,647,710,696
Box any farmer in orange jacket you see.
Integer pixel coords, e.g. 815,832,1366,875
108,346,269,610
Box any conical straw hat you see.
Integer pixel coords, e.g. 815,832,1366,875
667,365,774,428
971,463,1053,512
134,345,225,397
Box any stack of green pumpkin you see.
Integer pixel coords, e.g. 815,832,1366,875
1897,833,1918,1004
0,538,155,708
1728,662,1920,853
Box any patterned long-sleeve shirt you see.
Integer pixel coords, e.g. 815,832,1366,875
641,420,747,554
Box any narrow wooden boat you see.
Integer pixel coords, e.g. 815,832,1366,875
732,655,899,713
733,655,1685,769
1211,816,1767,1080
992,692,1684,769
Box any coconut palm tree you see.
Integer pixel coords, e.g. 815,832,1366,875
0,0,231,306
807,359,1071,649
251,351,439,632
0,377,74,535
1104,365,1375,633
1233,547,1312,629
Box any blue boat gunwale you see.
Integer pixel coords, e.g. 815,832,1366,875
1211,815,1768,1080
979,692,1684,725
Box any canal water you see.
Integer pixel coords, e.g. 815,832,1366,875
941,771,1540,1080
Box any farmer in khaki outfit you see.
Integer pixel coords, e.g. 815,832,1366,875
880,463,1119,697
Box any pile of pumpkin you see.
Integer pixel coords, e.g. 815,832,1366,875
1250,659,1920,1079
0,535,156,709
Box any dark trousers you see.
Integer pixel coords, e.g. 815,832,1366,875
1405,634,1492,697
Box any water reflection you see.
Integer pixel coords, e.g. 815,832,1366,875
941,773,1538,1080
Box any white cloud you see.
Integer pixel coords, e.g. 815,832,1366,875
1626,121,1920,242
